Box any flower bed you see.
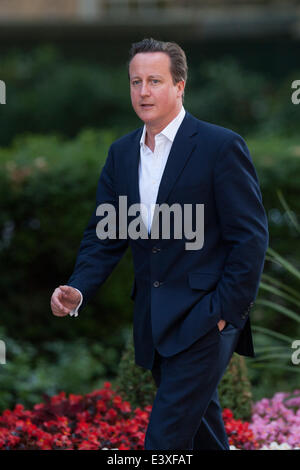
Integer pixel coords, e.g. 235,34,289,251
0,383,148,450
249,390,300,450
0,383,299,450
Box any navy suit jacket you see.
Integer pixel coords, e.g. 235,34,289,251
67,111,269,361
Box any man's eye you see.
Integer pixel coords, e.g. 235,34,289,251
131,79,159,85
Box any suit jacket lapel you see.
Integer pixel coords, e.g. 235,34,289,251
128,129,142,208
150,112,198,238
155,111,198,207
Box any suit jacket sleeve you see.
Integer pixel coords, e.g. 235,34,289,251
211,134,269,329
67,145,129,311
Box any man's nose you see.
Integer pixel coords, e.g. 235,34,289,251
140,82,150,96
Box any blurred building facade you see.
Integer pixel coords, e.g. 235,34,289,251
0,0,300,39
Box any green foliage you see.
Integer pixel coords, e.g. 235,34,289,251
0,45,136,146
186,57,300,139
0,325,126,414
0,129,135,343
114,332,157,412
1,46,300,147
114,330,253,421
186,57,270,135
218,354,253,420
245,192,300,401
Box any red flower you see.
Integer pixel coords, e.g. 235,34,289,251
96,400,107,413
104,408,118,424
50,392,66,405
68,394,83,406
222,409,258,450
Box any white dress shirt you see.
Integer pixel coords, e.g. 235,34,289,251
69,106,186,317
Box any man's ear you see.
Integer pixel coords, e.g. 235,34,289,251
176,80,185,99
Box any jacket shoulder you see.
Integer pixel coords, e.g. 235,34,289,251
110,127,142,152
188,113,246,149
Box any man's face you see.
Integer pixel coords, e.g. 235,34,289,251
129,52,184,129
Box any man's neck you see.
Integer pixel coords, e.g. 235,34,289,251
144,105,182,152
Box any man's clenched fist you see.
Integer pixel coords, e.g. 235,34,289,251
51,285,81,317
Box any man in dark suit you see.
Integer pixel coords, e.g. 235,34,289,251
51,38,269,450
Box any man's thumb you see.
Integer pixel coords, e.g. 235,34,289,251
59,285,69,291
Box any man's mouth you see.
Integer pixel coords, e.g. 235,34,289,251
141,104,154,108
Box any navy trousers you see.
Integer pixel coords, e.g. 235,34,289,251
143,321,242,450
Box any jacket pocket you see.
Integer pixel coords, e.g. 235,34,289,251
188,272,221,291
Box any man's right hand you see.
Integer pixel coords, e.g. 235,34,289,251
50,285,81,317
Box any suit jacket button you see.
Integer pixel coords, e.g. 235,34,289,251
152,246,159,253
153,281,160,287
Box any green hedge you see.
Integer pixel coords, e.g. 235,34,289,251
0,46,299,146
0,46,136,147
0,129,134,343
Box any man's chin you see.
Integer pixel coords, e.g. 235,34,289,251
137,111,158,124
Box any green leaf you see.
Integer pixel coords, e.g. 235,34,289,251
254,345,291,353
260,273,300,301
277,189,300,234
259,281,300,307
267,247,300,281
251,325,294,342
248,363,300,373
255,299,300,323
251,353,293,361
